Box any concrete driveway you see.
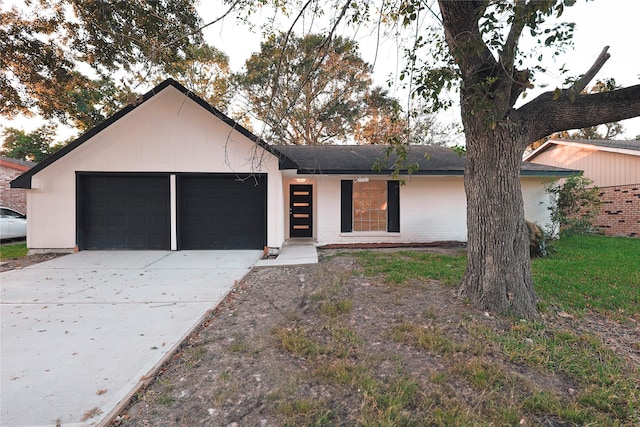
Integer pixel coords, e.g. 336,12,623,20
1,250,261,427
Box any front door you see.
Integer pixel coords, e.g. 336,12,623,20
289,184,313,238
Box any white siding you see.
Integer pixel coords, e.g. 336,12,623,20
313,175,468,245
310,175,551,246
521,177,554,230
26,85,285,250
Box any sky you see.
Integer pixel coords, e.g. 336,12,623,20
2,0,639,141
197,0,640,140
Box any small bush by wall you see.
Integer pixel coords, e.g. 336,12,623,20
544,174,601,237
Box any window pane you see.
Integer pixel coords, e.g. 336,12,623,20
352,181,387,232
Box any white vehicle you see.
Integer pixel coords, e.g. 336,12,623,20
0,207,27,240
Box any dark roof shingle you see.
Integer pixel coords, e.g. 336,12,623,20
274,144,578,176
556,139,640,152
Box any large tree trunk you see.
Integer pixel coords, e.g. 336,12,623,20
437,0,540,319
436,0,639,320
459,126,538,319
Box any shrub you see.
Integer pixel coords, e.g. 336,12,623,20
544,174,601,237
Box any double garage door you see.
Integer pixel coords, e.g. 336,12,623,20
77,174,266,250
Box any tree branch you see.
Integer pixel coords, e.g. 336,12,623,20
500,1,527,74
438,0,496,81
500,2,541,110
518,84,640,142
570,46,610,94
159,0,242,50
514,45,638,142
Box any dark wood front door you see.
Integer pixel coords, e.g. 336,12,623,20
289,184,312,238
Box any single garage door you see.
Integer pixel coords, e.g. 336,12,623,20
178,174,267,250
78,174,170,250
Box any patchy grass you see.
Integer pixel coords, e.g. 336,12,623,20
274,326,324,359
276,398,334,426
0,243,28,260
355,250,466,285
182,346,206,369
389,322,465,356
122,237,640,427
269,271,638,426
474,320,640,425
533,235,640,317
318,298,353,317
329,239,640,425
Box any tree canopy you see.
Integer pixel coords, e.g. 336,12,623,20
0,125,63,161
1,0,203,123
234,32,406,145
156,43,232,111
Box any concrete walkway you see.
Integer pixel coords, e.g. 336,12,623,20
1,250,261,427
254,238,318,267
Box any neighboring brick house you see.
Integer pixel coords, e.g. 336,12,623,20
1,156,35,213
524,139,640,237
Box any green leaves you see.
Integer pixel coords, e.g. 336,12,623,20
235,32,402,145
544,174,601,237
1,0,203,120
159,43,231,111
0,125,63,162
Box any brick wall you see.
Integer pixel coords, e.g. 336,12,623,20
0,165,28,213
593,184,640,238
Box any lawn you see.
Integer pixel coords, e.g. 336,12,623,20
0,242,28,260
533,235,640,317
356,235,640,318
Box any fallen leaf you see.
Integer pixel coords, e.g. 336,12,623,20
80,407,103,422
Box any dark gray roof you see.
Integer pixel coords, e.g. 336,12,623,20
274,144,579,176
554,139,640,152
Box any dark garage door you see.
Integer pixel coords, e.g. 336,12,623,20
78,174,170,250
178,174,267,250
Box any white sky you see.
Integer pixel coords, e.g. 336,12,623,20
198,0,640,139
2,0,639,141
529,0,640,137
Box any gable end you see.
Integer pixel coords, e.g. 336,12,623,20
10,79,295,189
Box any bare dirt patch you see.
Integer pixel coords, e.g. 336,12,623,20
104,248,638,426
0,252,68,272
